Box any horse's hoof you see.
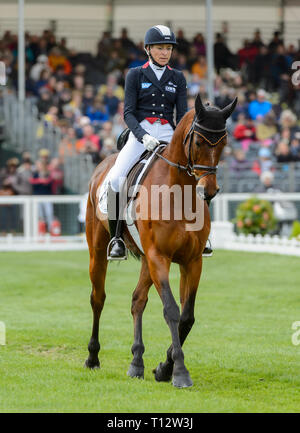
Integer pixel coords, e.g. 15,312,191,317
127,363,144,379
84,359,100,370
172,373,193,388
152,362,172,382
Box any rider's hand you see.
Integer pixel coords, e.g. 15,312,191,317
142,134,160,151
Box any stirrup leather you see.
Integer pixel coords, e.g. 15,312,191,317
202,238,213,257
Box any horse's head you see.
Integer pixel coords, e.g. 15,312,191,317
185,94,237,201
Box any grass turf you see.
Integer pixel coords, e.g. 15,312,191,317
0,250,299,413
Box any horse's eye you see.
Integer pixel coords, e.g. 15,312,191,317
194,136,204,146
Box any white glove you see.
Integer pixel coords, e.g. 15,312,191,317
142,134,160,151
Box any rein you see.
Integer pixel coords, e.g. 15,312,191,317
154,117,227,181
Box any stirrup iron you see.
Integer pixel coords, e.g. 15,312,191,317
107,237,128,261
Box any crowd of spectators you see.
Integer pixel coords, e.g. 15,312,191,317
1,26,300,202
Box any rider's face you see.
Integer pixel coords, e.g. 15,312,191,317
149,44,173,65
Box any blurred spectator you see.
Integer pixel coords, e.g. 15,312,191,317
0,158,21,233
112,101,127,138
172,53,188,71
37,87,53,115
256,111,277,141
290,136,300,159
76,124,101,163
193,33,206,56
82,85,95,113
248,89,272,120
49,158,64,194
255,171,275,192
275,140,298,163
61,104,76,126
98,73,124,101
59,127,77,161
191,55,207,80
119,28,136,53
214,33,236,73
16,152,34,194
103,86,120,117
230,149,252,174
279,109,299,138
30,149,54,231
34,69,52,95
73,74,85,91
258,147,273,172
252,45,272,89
85,98,109,128
0,158,21,195
30,54,50,81
238,39,258,68
233,114,256,151
176,29,191,56
268,31,283,53
69,90,83,116
100,137,118,160
97,31,113,59
99,121,115,142
58,37,69,57
251,29,264,49
48,47,72,75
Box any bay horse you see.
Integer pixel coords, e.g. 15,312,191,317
85,94,237,388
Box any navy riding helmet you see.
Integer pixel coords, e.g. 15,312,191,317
144,25,177,47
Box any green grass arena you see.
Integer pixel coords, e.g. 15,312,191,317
0,250,299,413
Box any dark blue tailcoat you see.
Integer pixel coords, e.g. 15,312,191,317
124,61,187,142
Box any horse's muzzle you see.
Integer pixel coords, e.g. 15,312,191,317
204,187,220,201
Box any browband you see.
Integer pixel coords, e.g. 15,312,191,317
194,122,226,134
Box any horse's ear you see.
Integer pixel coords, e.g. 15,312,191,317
195,94,206,120
221,97,238,120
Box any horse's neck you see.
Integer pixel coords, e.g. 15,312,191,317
163,125,187,168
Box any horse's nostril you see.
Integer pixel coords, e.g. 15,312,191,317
204,189,219,201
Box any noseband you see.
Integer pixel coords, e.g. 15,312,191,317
154,117,227,181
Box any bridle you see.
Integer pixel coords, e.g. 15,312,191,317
154,116,227,181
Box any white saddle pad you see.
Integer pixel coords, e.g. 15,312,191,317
97,148,164,254
98,168,113,215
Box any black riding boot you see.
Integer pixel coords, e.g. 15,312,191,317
203,199,213,257
107,183,127,260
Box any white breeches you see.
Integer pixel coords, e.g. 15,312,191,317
109,119,174,192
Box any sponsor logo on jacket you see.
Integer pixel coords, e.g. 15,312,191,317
142,82,152,89
165,85,176,93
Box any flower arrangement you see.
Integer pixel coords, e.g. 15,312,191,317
289,221,300,241
234,196,277,236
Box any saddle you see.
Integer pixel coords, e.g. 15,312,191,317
124,142,167,205
119,142,168,254
117,128,130,150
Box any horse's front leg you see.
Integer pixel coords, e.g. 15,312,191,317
147,251,193,388
154,259,202,383
127,257,153,379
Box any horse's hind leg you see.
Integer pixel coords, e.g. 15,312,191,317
127,256,153,379
85,216,109,369
153,259,202,385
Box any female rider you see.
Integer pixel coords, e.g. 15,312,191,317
107,25,212,260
